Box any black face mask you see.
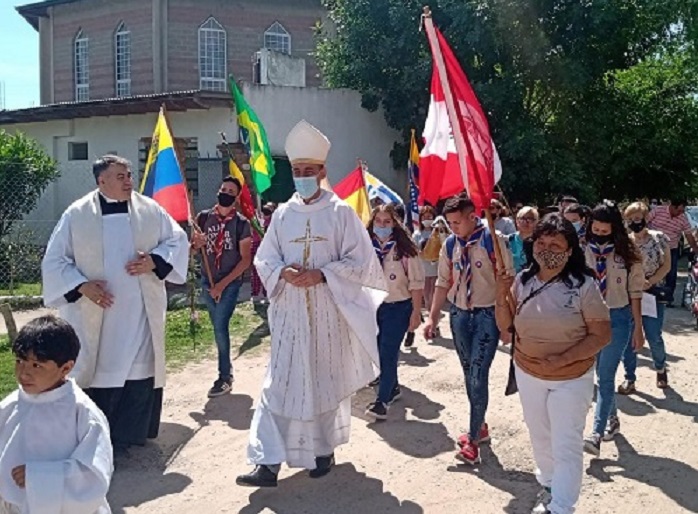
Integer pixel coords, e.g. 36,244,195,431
217,192,236,207
590,233,614,245
628,220,647,233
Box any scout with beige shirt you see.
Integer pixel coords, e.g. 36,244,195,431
365,204,424,420
494,213,611,514
583,201,645,457
423,192,514,467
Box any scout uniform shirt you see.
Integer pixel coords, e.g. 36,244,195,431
436,228,514,310
584,246,644,309
512,275,610,380
381,247,426,303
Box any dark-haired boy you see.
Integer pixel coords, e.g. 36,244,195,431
423,193,514,466
563,203,589,247
191,176,252,397
0,315,113,514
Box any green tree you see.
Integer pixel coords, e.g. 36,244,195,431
0,130,59,241
316,0,698,204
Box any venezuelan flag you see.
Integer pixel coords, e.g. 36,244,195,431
229,76,276,194
407,130,421,231
140,107,190,222
334,166,371,224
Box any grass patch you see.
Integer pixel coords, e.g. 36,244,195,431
165,302,269,370
0,282,41,297
0,302,270,400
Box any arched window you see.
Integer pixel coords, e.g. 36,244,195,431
115,22,131,97
264,22,291,55
74,29,89,101
198,17,226,91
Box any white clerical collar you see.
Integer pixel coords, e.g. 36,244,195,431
99,192,128,204
18,378,74,404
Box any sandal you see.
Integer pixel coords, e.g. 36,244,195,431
657,371,669,389
617,380,636,395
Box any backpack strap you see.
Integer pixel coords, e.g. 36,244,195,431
446,230,497,267
196,209,211,231
446,234,457,261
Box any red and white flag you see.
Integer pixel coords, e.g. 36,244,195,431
419,26,501,212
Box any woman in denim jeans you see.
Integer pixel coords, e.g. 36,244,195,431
365,204,424,420
583,201,645,456
618,202,671,392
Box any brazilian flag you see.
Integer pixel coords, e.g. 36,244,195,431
229,76,276,194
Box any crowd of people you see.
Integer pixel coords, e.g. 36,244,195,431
0,119,695,514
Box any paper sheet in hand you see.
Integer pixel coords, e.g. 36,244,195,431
642,292,657,318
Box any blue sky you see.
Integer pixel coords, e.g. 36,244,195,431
0,2,40,109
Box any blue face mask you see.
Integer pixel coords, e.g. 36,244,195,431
293,177,320,199
374,226,393,240
572,221,583,233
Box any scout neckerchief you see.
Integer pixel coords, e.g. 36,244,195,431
372,236,396,266
456,221,486,308
589,242,614,298
213,206,237,270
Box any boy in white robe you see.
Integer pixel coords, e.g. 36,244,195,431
0,315,113,514
236,121,387,488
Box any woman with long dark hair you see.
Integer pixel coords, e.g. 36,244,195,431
365,204,424,420
583,201,645,456
495,214,611,514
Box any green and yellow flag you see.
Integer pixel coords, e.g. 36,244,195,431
229,76,276,194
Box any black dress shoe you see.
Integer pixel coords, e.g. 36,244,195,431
236,465,278,487
404,332,416,348
309,454,335,478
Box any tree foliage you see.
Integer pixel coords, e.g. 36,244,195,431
316,0,698,205
0,130,60,241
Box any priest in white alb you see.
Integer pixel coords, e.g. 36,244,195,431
236,121,387,488
41,155,189,452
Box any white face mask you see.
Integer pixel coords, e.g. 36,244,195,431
422,219,434,229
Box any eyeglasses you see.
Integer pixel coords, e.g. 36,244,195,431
518,217,536,223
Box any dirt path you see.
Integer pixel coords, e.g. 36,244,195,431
0,307,55,335
105,302,698,514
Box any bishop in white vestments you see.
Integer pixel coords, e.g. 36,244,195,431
236,121,387,488
41,155,189,450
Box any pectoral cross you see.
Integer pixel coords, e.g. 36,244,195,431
290,219,327,324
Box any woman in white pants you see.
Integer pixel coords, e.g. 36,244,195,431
495,213,611,514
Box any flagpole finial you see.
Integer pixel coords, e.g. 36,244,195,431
420,6,431,31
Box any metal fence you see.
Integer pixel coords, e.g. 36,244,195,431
0,156,231,298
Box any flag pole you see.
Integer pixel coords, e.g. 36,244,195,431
220,131,264,237
160,103,215,288
421,6,506,269
358,158,372,210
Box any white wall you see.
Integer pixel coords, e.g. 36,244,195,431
242,84,403,191
1,84,402,238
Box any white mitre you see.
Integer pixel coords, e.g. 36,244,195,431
285,120,331,165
